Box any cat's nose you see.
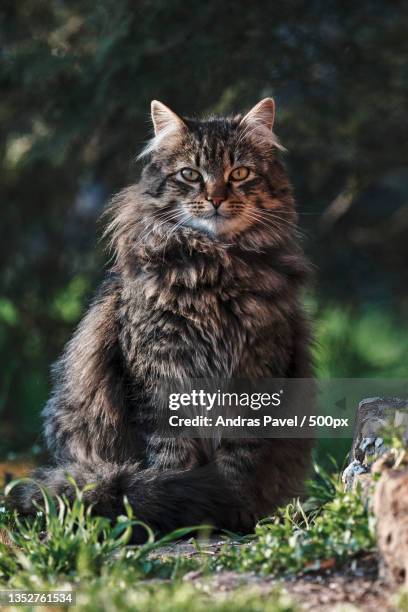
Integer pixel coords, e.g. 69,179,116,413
207,196,225,209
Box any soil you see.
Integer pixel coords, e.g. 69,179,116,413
153,540,397,611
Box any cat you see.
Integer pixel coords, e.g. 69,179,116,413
10,98,314,542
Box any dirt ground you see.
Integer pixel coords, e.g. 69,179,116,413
154,540,398,611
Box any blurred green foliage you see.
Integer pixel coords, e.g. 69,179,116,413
1,0,407,456
312,303,408,379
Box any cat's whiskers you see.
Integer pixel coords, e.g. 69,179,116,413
116,210,184,265
243,209,304,240
244,211,277,233
134,209,185,250
162,212,194,257
245,208,306,238
246,207,297,225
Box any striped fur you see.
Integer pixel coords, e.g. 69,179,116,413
10,100,314,541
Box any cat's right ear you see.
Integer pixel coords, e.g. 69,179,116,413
151,101,186,136
138,101,186,159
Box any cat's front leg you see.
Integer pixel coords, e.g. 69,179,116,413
43,282,141,464
214,437,312,529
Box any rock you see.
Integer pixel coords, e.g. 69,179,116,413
342,459,370,492
342,397,408,491
373,464,408,584
148,537,231,561
0,528,14,547
349,397,408,461
342,396,408,584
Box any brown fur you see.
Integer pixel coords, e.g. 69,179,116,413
9,99,314,541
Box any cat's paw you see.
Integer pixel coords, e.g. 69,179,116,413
5,479,46,515
5,467,76,515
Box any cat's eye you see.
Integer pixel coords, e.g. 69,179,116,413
180,168,201,182
230,166,250,181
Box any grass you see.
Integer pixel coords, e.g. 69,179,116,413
65,582,296,612
0,464,377,611
209,464,375,576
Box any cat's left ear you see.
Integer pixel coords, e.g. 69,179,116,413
240,98,275,131
239,98,285,151
151,100,186,136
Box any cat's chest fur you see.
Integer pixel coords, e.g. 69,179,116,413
118,246,293,380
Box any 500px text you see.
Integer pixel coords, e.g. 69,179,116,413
168,415,349,429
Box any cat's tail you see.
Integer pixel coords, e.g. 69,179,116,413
7,462,253,542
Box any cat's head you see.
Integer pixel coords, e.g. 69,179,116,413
137,99,296,243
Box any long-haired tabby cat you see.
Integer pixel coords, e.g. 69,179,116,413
11,98,313,541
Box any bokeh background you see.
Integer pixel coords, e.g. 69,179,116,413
1,1,408,465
